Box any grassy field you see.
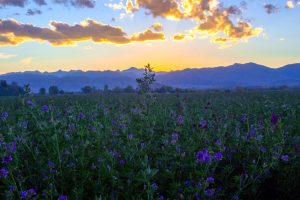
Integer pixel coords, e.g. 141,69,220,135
0,91,300,199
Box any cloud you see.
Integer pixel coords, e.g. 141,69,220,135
151,23,163,31
124,0,262,44
0,52,16,59
264,4,279,14
0,19,165,46
33,0,46,6
21,57,32,65
71,0,95,8
26,9,42,16
130,29,165,41
105,2,124,10
126,0,138,13
195,9,262,43
0,0,27,7
173,33,186,41
173,33,194,41
287,0,300,8
0,0,95,8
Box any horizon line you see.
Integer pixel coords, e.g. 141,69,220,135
1,62,299,75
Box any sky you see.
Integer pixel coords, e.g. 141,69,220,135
0,0,299,73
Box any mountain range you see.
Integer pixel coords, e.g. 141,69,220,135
1,62,300,92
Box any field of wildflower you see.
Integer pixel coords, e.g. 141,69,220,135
0,91,300,199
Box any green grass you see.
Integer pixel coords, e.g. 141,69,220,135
0,91,300,199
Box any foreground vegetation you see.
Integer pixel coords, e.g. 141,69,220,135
0,91,300,199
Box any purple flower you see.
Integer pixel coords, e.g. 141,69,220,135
271,114,279,125
128,134,134,139
199,120,208,129
48,160,56,173
2,155,13,164
0,168,9,178
213,152,223,161
151,182,158,190
119,159,126,165
281,155,289,161
58,195,68,200
206,177,215,183
295,145,300,154
171,132,179,144
204,189,215,197
158,195,165,200
28,188,37,196
177,115,184,125
5,141,17,154
48,160,55,168
184,179,191,187
20,191,28,199
1,111,8,121
41,105,50,112
78,113,85,119
214,139,221,146
26,99,36,107
233,194,239,200
240,114,247,122
196,149,211,163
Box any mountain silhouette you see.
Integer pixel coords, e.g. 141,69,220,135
1,63,300,92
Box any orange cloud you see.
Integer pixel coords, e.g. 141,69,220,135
151,22,163,31
125,0,262,44
131,29,165,41
0,19,165,46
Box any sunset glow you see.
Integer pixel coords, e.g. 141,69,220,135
0,0,299,73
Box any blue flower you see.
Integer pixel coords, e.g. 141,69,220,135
1,111,8,121
196,149,211,163
271,113,279,125
2,155,13,164
158,195,165,200
206,177,215,183
28,188,37,196
41,105,50,112
184,179,191,187
171,132,179,144
20,191,28,199
177,115,184,125
281,155,289,161
213,152,223,161
78,113,85,119
0,168,9,178
204,189,215,197
58,195,68,200
199,120,208,128
151,182,158,190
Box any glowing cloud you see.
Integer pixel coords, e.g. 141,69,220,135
0,19,166,46
124,0,262,44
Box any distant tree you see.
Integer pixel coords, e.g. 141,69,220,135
81,86,93,94
59,90,65,95
112,86,122,93
0,80,24,96
136,63,155,94
39,88,46,95
1,80,8,88
49,86,59,95
104,84,109,93
124,85,135,93
155,86,174,93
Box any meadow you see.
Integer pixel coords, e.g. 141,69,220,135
0,91,300,199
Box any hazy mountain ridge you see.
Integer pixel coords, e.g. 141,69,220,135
1,63,300,92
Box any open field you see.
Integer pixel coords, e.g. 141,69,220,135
1,91,300,199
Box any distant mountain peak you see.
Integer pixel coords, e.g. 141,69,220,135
1,62,300,92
